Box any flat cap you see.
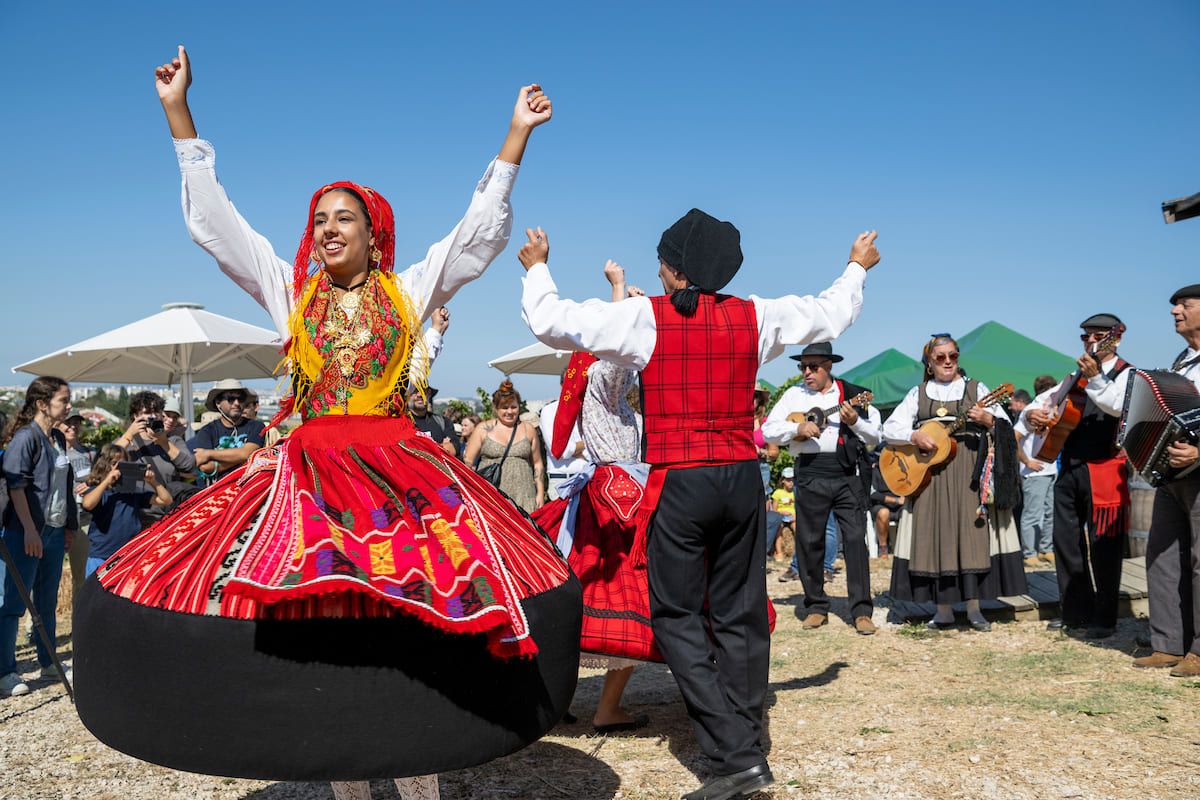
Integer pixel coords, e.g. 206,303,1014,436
1170,285,1200,305
1079,313,1123,330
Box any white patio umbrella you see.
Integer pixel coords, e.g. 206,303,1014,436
487,341,576,376
12,303,284,435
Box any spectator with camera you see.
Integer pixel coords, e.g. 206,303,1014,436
113,391,197,525
188,379,266,486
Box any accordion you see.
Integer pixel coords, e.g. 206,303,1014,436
1117,369,1200,486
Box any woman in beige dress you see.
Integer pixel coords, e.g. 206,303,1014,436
465,381,545,512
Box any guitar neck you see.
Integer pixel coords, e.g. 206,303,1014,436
821,395,867,418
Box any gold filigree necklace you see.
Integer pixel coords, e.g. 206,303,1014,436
330,276,369,316
323,275,374,411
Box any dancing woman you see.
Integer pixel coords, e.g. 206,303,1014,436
74,47,581,798
531,261,652,732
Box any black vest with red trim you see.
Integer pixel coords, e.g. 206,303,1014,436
1062,357,1131,464
833,378,870,473
641,293,759,465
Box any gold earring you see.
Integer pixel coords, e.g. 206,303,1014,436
369,246,382,264
310,248,322,265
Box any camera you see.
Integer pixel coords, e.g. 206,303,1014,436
147,419,165,433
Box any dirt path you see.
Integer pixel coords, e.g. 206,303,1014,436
4,559,1198,800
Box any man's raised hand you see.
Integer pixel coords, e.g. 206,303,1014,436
518,227,549,271
849,230,880,270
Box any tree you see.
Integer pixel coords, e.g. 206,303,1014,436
114,387,130,420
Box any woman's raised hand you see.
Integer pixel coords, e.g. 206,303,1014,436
512,83,552,130
155,45,192,104
155,45,198,139
499,84,552,164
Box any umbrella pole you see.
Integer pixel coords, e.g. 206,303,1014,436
181,370,194,439
0,535,73,702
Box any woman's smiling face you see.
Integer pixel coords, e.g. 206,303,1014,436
312,189,374,277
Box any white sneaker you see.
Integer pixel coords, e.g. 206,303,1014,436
0,672,30,697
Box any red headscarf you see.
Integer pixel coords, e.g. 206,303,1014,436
291,181,396,304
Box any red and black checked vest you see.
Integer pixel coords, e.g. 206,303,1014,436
641,293,759,465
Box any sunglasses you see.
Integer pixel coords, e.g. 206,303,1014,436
932,352,959,364
217,393,246,404
1080,332,1106,342
799,362,827,372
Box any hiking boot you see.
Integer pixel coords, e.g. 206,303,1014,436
778,567,800,583
1038,552,1056,565
0,672,29,697
1133,652,1183,669
801,613,828,629
854,616,877,635
1170,652,1200,678
1023,557,1043,568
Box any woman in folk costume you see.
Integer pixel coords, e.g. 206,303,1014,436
531,262,654,733
881,334,1026,632
73,47,581,800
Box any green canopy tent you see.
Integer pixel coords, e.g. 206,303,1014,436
834,322,1077,415
838,348,924,412
956,321,1077,397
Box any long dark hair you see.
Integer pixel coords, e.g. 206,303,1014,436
0,376,68,449
87,444,129,488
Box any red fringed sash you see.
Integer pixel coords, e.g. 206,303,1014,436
1086,456,1130,538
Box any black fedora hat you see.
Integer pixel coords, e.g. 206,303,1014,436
789,342,844,364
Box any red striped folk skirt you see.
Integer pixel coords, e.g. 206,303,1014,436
533,465,662,663
531,464,776,664
98,414,570,659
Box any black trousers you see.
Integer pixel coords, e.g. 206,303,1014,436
647,461,769,775
1053,462,1126,628
793,471,872,619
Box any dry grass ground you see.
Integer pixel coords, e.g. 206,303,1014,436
4,558,1199,800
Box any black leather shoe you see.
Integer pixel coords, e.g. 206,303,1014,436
682,763,774,800
969,619,992,632
1086,625,1115,640
924,619,956,631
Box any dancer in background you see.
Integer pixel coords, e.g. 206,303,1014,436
532,261,651,733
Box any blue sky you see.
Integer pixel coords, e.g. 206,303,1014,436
2,2,1197,403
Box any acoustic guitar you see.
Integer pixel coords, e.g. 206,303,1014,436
1026,324,1125,462
785,391,874,429
878,382,1015,498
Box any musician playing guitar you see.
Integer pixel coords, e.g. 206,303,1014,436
1025,313,1133,640
761,342,882,635
880,334,1026,633
1062,291,1200,675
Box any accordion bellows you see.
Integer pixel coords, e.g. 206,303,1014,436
1118,369,1200,486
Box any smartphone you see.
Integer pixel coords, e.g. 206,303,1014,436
114,462,144,493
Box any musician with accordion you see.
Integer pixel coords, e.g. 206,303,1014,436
1071,287,1200,676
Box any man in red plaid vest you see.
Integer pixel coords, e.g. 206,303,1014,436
519,212,880,800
